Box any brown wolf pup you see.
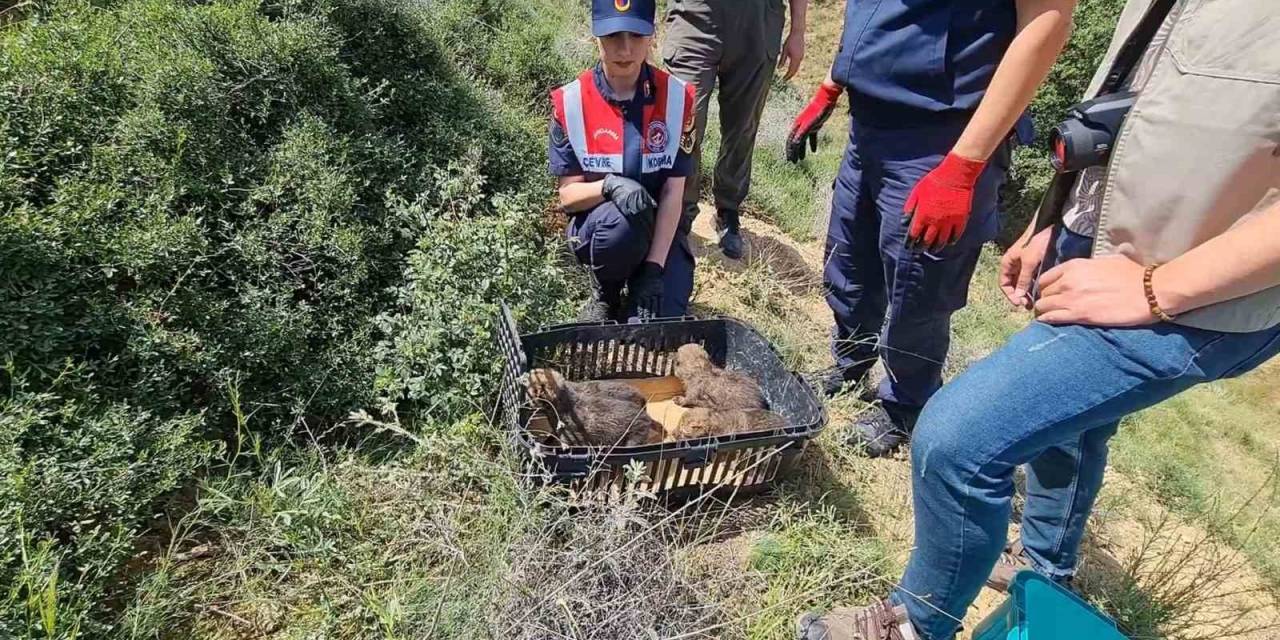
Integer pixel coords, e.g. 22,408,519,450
525,368,663,447
674,407,787,440
672,343,767,411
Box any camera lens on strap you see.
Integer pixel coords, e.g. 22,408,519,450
1033,0,1180,233
1049,91,1138,173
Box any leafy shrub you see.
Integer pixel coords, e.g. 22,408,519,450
373,166,573,416
0,0,544,425
1,363,215,638
426,0,593,109
0,0,575,634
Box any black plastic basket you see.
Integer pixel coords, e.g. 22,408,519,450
495,303,826,498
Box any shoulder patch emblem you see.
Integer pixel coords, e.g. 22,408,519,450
551,119,568,145
680,113,697,154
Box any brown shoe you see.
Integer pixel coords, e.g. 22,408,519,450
986,538,1076,593
795,599,919,640
986,539,1033,593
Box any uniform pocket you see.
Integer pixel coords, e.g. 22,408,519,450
894,245,983,316
848,1,951,104
1168,0,1280,85
660,0,711,68
764,0,785,61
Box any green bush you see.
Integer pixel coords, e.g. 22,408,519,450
999,0,1125,243
1,364,215,639
426,0,593,109
373,178,573,416
0,0,575,634
0,0,546,423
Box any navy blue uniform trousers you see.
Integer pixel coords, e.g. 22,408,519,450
567,202,696,319
824,116,1008,412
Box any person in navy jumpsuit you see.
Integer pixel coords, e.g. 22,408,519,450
789,1,1078,637
784,0,1069,461
550,0,698,323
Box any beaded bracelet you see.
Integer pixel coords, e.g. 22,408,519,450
1144,264,1176,323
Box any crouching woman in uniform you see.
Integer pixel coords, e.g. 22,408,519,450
550,0,699,322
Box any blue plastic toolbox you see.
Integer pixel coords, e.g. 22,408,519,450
972,570,1129,640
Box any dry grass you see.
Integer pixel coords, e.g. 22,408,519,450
1078,478,1280,640
137,402,898,639
492,500,736,639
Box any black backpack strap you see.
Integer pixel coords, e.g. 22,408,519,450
1098,0,1179,96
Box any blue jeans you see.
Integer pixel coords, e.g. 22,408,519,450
894,229,1280,640
824,115,1008,412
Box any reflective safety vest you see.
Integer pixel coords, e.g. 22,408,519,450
551,66,695,176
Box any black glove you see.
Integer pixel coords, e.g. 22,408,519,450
627,261,664,322
786,81,843,163
602,174,657,219
786,130,823,164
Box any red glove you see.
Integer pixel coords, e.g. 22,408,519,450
904,152,987,251
786,81,843,163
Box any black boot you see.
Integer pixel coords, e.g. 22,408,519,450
715,208,744,260
846,403,919,458
813,368,876,400
577,279,623,322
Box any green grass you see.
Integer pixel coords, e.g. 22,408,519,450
696,80,848,242
745,514,891,638
124,417,544,638
1109,382,1280,591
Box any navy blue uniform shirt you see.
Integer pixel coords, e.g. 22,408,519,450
832,0,1017,126
549,63,694,197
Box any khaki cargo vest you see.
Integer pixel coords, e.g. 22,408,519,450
1077,0,1280,332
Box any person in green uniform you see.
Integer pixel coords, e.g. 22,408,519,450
661,0,808,259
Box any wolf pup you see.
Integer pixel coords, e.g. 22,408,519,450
672,343,767,411
675,407,787,440
525,368,663,447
